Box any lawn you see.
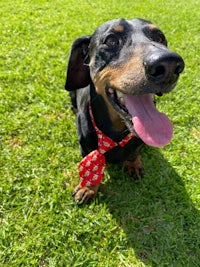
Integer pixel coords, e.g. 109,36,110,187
0,0,200,266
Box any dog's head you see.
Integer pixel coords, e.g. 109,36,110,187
65,18,184,147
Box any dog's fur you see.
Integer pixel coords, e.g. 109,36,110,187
65,18,184,203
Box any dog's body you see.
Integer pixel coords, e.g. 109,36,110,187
65,18,184,203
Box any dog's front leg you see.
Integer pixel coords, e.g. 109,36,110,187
125,155,145,179
72,184,100,203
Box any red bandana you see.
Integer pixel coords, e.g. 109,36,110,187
78,104,135,187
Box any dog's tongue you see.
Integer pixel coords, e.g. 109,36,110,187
123,94,173,147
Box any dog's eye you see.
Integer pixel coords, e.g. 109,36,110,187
144,27,167,46
154,33,166,44
104,35,119,47
152,32,167,46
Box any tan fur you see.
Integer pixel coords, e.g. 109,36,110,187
148,24,158,30
114,24,124,32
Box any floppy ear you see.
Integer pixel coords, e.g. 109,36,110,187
65,35,91,91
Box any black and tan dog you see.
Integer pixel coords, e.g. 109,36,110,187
65,18,184,203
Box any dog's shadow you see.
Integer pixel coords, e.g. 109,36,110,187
101,147,200,266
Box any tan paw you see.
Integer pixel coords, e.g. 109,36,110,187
72,183,100,204
125,155,145,179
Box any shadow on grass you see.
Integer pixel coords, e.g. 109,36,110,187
102,147,200,266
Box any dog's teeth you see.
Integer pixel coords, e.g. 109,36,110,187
119,96,124,105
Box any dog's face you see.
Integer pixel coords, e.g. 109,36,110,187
89,18,183,94
66,18,184,147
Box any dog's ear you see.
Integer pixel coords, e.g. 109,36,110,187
65,35,91,91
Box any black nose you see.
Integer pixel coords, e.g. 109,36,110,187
145,52,184,84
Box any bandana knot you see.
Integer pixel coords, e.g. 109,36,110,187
78,104,134,187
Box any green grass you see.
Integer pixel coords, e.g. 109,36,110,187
0,0,200,266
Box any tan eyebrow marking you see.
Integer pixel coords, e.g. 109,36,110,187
114,24,124,32
148,24,158,30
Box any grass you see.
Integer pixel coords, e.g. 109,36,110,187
0,0,200,266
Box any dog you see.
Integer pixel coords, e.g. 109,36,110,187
65,18,184,203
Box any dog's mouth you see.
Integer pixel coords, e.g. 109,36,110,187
106,88,173,147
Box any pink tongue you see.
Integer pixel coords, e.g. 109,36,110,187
123,94,173,147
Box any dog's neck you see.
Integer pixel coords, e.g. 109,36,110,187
89,84,129,142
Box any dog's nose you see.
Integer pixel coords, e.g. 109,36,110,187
145,52,184,84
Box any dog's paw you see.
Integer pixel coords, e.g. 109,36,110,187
125,156,145,179
72,184,100,204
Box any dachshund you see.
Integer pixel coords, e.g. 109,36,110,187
65,18,184,203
